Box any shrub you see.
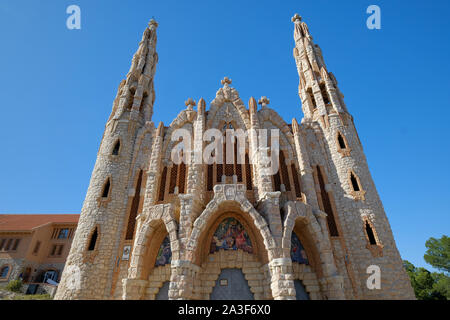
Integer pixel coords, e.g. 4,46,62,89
6,279,23,293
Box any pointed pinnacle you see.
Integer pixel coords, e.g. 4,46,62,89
156,121,164,137
198,98,206,114
292,118,299,134
249,97,258,114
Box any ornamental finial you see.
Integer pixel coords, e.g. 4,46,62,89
149,18,158,28
258,96,270,107
185,98,196,110
291,13,302,23
221,77,232,86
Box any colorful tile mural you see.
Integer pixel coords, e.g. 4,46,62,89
210,217,253,254
155,236,172,267
291,232,309,264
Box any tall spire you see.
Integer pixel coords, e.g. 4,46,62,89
292,14,348,120
109,19,159,127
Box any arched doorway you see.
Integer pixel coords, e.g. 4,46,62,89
211,268,254,300
156,281,170,300
294,280,310,300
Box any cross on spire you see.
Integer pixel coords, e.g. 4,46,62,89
221,77,232,85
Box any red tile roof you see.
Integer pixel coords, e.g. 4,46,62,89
0,214,79,232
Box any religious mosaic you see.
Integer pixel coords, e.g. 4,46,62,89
210,217,253,254
291,232,309,264
155,236,172,266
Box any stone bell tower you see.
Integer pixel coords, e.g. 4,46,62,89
291,14,415,299
55,20,159,300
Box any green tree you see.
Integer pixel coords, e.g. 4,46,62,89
424,235,450,274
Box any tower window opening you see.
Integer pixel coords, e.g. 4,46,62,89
102,179,111,198
88,228,98,251
307,88,317,109
320,83,330,105
350,173,360,192
365,221,377,245
316,166,339,236
338,133,346,149
112,140,121,155
126,170,143,240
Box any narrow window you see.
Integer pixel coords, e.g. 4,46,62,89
316,166,339,236
5,239,13,251
245,154,252,190
102,178,111,198
216,164,223,182
350,173,360,191
168,165,178,194
12,239,20,251
33,241,41,254
207,164,213,191
307,88,317,109
51,245,57,256
338,133,346,149
178,162,186,194
88,228,98,251
57,245,64,256
280,152,291,191
291,164,302,198
273,171,281,192
126,170,143,240
365,221,377,245
0,239,6,251
320,83,330,105
112,140,121,156
158,167,167,202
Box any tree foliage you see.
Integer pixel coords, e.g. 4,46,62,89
403,234,450,300
424,235,450,274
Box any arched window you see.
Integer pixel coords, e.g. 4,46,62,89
307,88,317,109
350,172,360,192
102,178,111,198
0,265,10,278
88,227,98,251
112,140,121,156
125,170,143,240
316,166,339,236
291,164,302,199
337,133,346,149
365,220,377,245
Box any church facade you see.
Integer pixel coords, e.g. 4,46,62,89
55,15,415,300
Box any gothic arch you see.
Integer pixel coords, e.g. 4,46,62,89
187,184,276,265
127,204,180,280
281,201,330,279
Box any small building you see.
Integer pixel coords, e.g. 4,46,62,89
0,214,79,291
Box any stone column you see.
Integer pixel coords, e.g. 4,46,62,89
268,258,296,300
168,260,200,300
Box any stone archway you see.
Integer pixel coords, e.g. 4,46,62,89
282,200,345,299
122,203,180,300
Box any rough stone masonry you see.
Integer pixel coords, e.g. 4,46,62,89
55,15,415,300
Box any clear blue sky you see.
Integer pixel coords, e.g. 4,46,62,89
0,0,449,272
